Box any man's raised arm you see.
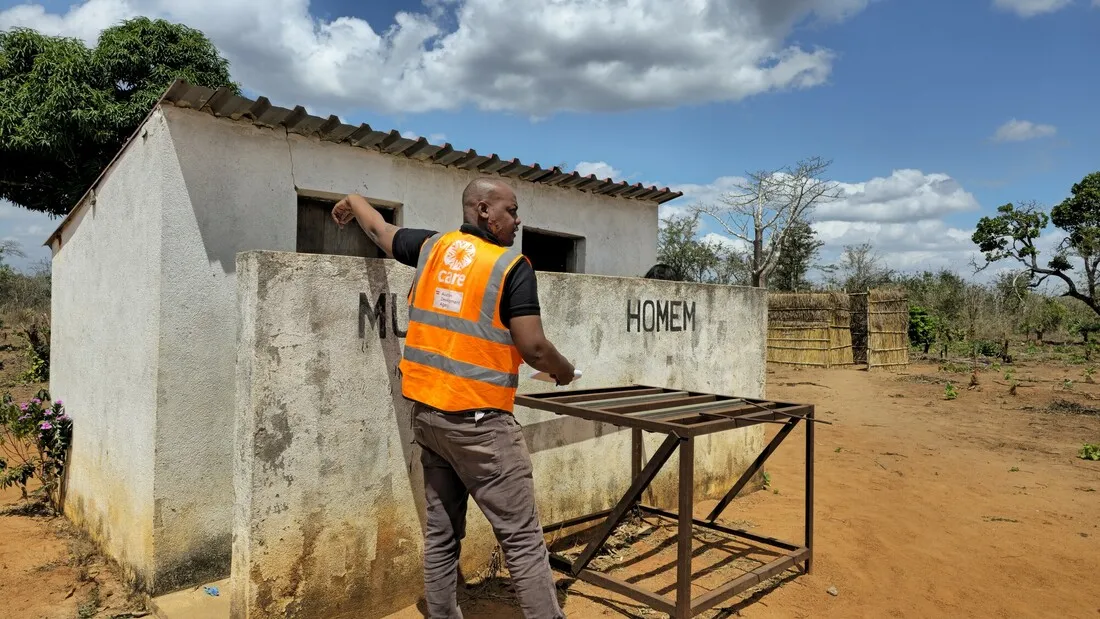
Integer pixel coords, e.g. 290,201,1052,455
332,194,398,257
509,315,576,386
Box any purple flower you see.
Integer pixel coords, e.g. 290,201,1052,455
20,404,28,411
32,398,40,404
18,414,29,421
43,409,54,417
56,414,69,422
55,400,63,406
39,421,53,430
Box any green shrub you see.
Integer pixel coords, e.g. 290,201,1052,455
0,390,71,511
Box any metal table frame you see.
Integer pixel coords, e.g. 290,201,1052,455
515,384,823,618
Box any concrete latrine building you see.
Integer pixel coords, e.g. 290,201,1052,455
46,80,770,607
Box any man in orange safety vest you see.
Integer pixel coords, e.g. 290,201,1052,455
332,177,575,618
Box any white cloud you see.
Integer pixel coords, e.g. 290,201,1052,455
573,161,622,180
992,0,1073,18
400,130,448,143
667,169,978,224
822,169,981,223
992,118,1057,142
0,0,872,117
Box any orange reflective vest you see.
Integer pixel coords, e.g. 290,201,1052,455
399,230,527,413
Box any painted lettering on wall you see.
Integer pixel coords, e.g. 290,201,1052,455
359,292,408,340
626,299,696,333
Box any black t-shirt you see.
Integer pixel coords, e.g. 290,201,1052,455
392,223,541,325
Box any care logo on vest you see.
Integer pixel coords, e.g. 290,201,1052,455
433,239,477,313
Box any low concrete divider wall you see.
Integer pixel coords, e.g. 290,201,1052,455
232,251,767,618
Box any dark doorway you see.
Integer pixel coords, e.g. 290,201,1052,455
522,228,583,273
296,196,397,258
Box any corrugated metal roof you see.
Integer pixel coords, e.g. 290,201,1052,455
161,80,682,205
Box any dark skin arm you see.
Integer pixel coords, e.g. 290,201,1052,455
332,194,398,256
509,315,575,386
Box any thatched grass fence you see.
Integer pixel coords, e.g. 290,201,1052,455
767,292,854,368
768,289,909,370
865,288,910,369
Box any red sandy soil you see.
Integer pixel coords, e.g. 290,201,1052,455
389,361,1100,618
4,359,1098,618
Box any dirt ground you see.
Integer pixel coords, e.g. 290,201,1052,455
3,354,1099,618
391,360,1100,619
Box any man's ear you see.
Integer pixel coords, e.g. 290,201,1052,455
477,200,490,218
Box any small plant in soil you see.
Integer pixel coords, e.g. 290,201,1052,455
1080,443,1100,461
944,383,958,400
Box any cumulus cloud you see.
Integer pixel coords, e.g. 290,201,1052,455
992,0,1073,18
992,119,1057,142
821,169,981,223
655,167,990,273
0,0,871,116
573,161,622,180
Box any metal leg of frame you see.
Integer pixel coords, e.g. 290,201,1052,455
676,437,694,618
805,406,815,574
631,428,642,479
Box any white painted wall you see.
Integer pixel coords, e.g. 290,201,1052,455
50,110,168,589
50,104,664,594
233,251,768,619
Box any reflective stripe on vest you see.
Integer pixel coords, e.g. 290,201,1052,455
402,347,519,388
399,230,525,412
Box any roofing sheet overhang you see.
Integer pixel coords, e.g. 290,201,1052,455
45,79,682,248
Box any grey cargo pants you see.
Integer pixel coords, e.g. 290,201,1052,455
412,403,564,619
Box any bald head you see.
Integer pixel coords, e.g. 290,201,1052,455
461,177,521,246
462,177,513,222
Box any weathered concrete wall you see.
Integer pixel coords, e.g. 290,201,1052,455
233,250,767,619
50,110,169,588
49,103,663,594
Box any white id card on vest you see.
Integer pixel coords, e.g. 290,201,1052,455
432,288,464,313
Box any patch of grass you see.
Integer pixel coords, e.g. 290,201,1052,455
834,447,842,453
77,584,101,619
1080,443,1100,461
944,383,958,400
1009,467,1020,472
762,471,772,489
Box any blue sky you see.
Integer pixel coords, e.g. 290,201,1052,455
1,0,1098,277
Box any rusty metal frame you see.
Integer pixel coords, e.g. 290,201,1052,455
518,384,823,618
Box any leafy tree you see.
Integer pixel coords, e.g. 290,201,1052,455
770,217,824,291
695,157,840,287
1,18,238,216
656,213,745,285
908,306,938,354
972,172,1100,316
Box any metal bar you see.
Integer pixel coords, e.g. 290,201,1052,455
626,398,746,419
585,392,693,409
605,395,717,415
631,428,642,479
676,437,694,618
638,506,800,552
680,405,813,436
520,385,660,403
805,406,815,574
705,421,798,522
642,400,772,423
542,508,614,534
689,548,810,615
551,558,676,615
511,398,685,434
570,435,681,574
